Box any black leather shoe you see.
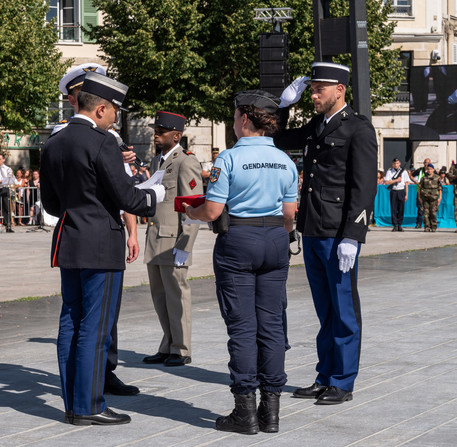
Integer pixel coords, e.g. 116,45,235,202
293,382,327,399
72,408,131,425
315,386,353,405
397,225,404,232
415,224,421,229
143,352,169,364
104,374,139,395
64,410,74,424
6,228,14,233
391,226,397,232
164,354,191,367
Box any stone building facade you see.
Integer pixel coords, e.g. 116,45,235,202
6,1,457,174
374,0,457,171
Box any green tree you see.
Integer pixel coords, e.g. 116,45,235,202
87,0,402,126
0,0,71,132
87,0,206,120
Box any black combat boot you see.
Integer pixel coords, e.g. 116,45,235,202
216,392,259,435
257,390,280,433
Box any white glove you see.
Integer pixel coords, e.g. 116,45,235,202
337,238,358,273
279,76,309,108
173,248,189,266
151,184,165,204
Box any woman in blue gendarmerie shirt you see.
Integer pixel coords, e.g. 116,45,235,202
184,90,298,435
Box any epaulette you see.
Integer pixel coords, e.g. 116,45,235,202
354,112,369,121
183,149,195,156
59,119,68,124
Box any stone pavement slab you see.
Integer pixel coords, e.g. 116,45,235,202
1,224,457,302
1,246,456,446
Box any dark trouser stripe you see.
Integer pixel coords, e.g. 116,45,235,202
90,271,113,414
350,267,362,367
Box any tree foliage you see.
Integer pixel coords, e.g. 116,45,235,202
88,0,207,120
87,0,403,125
0,0,71,132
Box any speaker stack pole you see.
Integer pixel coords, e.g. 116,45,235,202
254,8,293,98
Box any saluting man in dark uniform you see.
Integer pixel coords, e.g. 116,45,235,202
275,62,378,404
40,72,165,425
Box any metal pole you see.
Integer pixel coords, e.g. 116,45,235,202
313,0,331,62
349,0,372,119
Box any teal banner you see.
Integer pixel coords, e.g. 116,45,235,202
374,184,456,228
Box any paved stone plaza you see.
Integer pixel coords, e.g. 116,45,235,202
0,226,456,446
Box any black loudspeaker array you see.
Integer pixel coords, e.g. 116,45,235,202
259,32,289,97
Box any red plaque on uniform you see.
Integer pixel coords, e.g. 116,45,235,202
174,195,206,213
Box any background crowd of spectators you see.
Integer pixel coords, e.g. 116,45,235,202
0,166,40,229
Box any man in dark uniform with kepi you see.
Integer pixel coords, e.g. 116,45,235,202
40,72,165,425
275,62,378,404
55,63,141,397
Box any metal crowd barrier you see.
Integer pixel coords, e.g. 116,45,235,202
0,186,40,226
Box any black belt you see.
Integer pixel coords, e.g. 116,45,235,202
229,215,284,227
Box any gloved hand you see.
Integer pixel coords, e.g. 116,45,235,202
173,248,189,266
337,238,358,273
279,76,309,108
151,184,165,204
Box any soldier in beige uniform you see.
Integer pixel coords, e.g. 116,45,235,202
143,111,203,367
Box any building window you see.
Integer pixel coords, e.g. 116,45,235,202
388,0,413,17
46,0,98,43
48,95,74,127
46,0,80,42
399,51,411,91
394,51,411,102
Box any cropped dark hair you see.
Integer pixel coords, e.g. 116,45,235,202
78,91,110,112
237,105,279,136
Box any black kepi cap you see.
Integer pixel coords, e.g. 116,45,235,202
81,72,129,111
308,62,350,86
151,111,186,132
234,89,280,113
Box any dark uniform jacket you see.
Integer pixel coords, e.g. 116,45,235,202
144,146,203,266
275,105,377,243
40,117,157,270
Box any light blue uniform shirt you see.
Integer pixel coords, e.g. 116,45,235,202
206,136,298,217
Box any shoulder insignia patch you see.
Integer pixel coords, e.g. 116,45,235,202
210,166,221,183
59,119,68,124
183,149,194,156
189,178,197,190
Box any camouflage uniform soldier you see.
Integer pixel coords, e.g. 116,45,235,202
418,164,442,232
446,163,457,232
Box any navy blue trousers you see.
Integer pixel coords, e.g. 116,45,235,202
58,268,123,415
390,189,406,226
213,225,289,395
302,237,362,392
